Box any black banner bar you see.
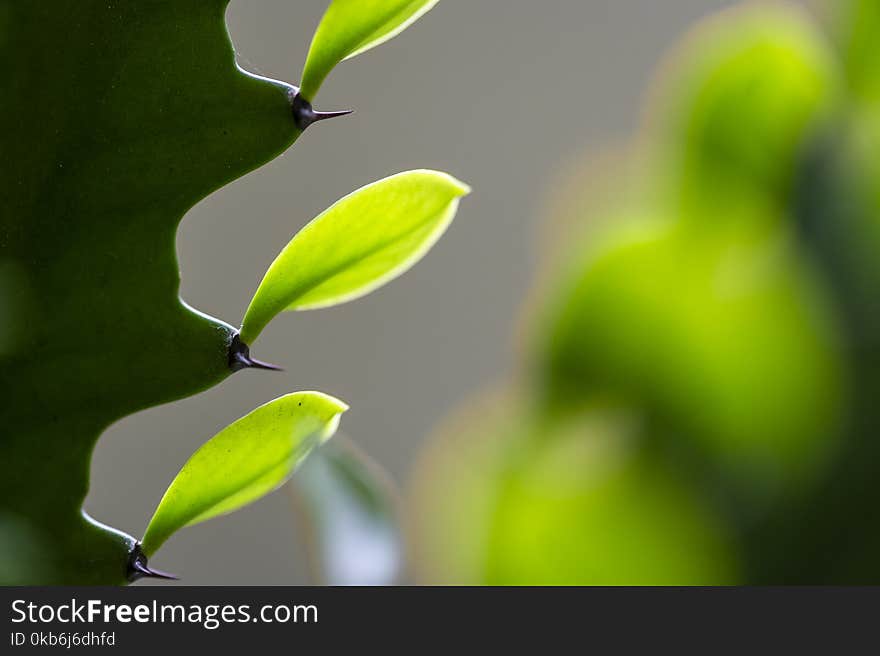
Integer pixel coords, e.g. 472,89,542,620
1,587,877,650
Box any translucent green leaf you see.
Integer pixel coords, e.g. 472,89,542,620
291,436,402,585
141,392,348,556
300,0,440,100
240,170,470,344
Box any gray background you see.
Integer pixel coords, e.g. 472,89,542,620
86,0,737,584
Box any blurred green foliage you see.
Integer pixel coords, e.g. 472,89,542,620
837,0,880,105
540,216,843,497
412,0,880,584
291,436,403,585
484,409,738,585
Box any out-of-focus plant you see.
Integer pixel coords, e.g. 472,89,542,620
0,0,466,584
411,0,880,584
290,436,403,585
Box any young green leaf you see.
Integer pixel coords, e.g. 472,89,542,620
240,169,470,344
141,392,348,557
300,0,440,100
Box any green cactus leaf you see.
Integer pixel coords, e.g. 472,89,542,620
142,392,348,557
240,170,469,344
300,0,440,100
0,1,302,583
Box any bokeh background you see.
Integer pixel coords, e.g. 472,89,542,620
82,0,863,584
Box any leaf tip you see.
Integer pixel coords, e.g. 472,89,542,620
308,390,350,417
286,390,349,442
413,169,472,198
449,177,473,198
322,398,348,442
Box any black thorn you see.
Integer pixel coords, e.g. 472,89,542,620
290,91,353,131
228,333,284,373
127,544,178,583
308,108,355,125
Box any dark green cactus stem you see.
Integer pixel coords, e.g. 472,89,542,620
0,1,341,583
